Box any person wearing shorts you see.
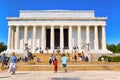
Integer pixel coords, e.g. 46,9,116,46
61,54,67,72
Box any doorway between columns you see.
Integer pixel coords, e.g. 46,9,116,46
46,28,69,49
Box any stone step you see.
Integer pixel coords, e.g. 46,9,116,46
1,62,120,71
16,64,120,71
17,60,120,65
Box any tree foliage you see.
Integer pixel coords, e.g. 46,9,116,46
107,43,120,53
98,55,120,62
0,42,7,53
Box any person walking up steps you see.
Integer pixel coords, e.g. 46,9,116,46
61,54,67,72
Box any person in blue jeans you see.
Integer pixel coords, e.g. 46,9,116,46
8,52,17,75
61,54,67,72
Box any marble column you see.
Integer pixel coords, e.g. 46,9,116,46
77,25,81,51
60,25,64,52
69,25,72,52
94,26,98,50
102,26,106,50
86,26,90,50
11,28,14,49
24,26,28,44
41,25,46,51
32,26,37,52
50,25,54,51
15,26,19,50
8,26,12,50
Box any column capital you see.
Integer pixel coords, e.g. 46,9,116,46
41,25,46,29
51,25,54,27
33,25,37,27
69,25,73,27
60,25,64,27
24,25,29,27
77,25,82,27
8,25,13,27
102,25,106,27
16,25,21,27
101,25,106,27
86,25,90,27
94,25,98,27
41,25,46,27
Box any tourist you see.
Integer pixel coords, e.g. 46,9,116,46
53,58,58,73
49,56,52,65
85,56,89,62
101,55,104,61
57,46,60,54
74,54,77,62
61,54,67,72
37,57,40,63
39,47,43,54
1,53,6,71
8,52,17,75
79,55,83,61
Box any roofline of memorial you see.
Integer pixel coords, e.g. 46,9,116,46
7,17,107,21
20,10,95,13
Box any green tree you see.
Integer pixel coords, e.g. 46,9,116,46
107,43,120,53
107,44,116,53
0,42,7,53
116,43,120,53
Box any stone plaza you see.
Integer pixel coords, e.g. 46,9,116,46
0,71,120,80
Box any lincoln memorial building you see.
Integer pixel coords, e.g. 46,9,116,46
6,10,111,53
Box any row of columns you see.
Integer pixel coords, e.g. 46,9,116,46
7,25,106,52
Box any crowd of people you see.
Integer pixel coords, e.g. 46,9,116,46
48,53,67,73
0,51,34,75
0,48,90,75
0,52,17,75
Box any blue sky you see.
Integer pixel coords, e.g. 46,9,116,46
0,0,120,45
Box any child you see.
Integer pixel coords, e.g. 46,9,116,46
53,58,58,73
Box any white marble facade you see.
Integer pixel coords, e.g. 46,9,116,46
6,10,111,53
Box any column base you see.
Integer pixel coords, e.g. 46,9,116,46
87,49,112,54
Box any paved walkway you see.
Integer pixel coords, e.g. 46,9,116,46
0,71,120,80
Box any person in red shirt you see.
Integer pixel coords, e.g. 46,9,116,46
53,58,58,73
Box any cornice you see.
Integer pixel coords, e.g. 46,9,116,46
7,17,107,21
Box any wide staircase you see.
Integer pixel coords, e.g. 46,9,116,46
1,53,120,71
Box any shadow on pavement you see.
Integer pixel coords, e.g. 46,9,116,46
0,76,10,78
51,77,80,80
16,72,30,75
